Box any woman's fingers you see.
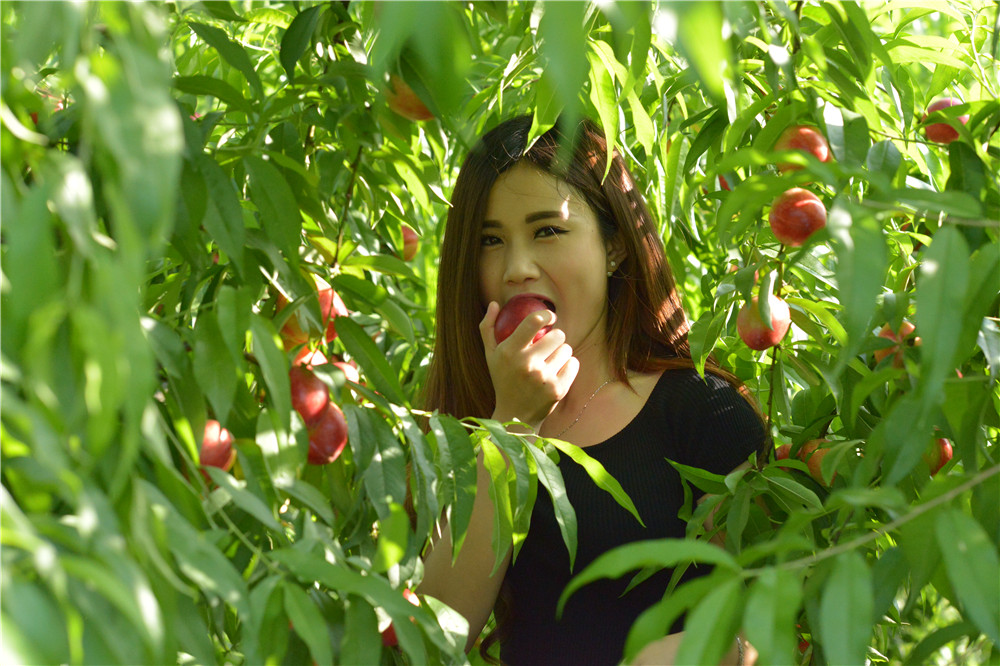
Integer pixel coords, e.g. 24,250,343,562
479,301,500,348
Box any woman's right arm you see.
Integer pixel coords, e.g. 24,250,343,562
417,302,577,652
417,449,512,652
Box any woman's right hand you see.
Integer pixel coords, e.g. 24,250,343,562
480,301,580,429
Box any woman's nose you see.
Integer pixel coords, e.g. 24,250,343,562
502,245,539,284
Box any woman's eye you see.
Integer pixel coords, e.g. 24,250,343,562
481,234,501,247
536,226,565,238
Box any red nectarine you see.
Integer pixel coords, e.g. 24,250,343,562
768,188,827,247
774,125,830,172
495,295,553,344
737,294,791,351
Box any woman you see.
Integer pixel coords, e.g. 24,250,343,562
418,115,765,665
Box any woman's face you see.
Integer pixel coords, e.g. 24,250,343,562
478,163,614,350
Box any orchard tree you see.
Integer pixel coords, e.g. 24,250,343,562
2,2,998,665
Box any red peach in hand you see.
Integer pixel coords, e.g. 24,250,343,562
494,295,553,344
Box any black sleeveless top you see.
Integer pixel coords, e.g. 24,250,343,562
499,369,765,665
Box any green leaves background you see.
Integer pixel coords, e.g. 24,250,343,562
2,1,998,665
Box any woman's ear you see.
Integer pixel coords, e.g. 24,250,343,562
607,234,627,268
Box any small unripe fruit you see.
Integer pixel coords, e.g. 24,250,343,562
769,188,827,246
200,420,236,481
737,294,791,351
401,226,419,261
923,98,968,144
293,346,328,368
386,75,434,122
798,439,834,485
923,438,953,476
332,360,360,384
773,125,831,172
278,287,348,349
381,589,421,648
494,295,553,344
873,321,920,367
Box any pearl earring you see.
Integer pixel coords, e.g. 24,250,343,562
607,259,616,277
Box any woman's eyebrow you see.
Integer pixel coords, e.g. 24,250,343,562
483,207,571,228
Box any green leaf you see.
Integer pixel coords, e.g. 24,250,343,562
903,621,980,666
173,75,252,112
60,555,162,658
399,412,438,540
429,415,477,560
205,466,283,533
250,315,292,432
587,47,619,179
891,188,983,218
622,573,719,662
372,502,410,573
675,575,744,666
674,2,728,104
277,478,334,526
480,436,514,577
871,547,909,622
668,460,730,496
551,437,644,527
687,308,728,378
819,551,873,666
188,22,263,97
881,394,931,485
558,539,739,616
935,510,1000,644
341,597,381,666
271,548,427,662
744,567,803,666
761,471,823,511
359,407,407,520
915,226,970,405
193,310,239,420
828,200,887,374
244,156,303,259
283,583,334,666
335,317,408,406
867,139,903,178
524,443,578,570
197,155,246,274
537,2,588,119
144,482,250,617
279,5,322,80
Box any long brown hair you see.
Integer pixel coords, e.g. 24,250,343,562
422,116,767,662
424,114,747,416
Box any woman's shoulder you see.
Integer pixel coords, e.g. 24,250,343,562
652,365,748,409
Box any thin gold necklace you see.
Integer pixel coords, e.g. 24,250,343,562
555,378,614,439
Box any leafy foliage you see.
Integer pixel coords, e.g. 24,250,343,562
2,2,998,665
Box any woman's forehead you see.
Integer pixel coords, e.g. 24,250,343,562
485,163,593,219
